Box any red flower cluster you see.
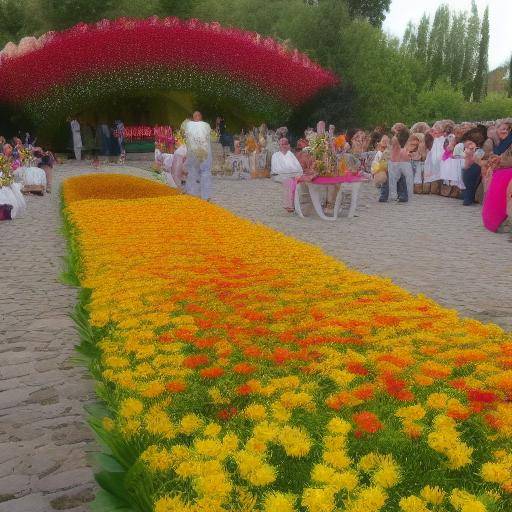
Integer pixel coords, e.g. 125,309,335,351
0,17,338,107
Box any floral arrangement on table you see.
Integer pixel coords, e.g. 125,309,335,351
0,18,338,123
19,146,35,167
61,173,512,512
0,154,13,186
309,133,337,176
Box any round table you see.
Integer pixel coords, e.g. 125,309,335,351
294,175,367,221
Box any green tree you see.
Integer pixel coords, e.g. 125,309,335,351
472,5,489,102
427,4,450,87
401,21,417,57
447,12,466,87
344,0,391,27
508,54,512,98
38,0,115,30
415,14,430,64
460,0,480,100
416,81,464,122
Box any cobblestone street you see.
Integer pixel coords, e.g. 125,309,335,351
0,163,510,511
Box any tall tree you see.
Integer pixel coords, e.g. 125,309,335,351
508,54,512,98
472,5,489,102
427,5,450,86
401,21,417,57
447,12,466,87
460,0,480,100
415,14,430,65
344,0,391,27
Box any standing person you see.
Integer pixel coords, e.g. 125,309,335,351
69,116,83,161
114,119,126,159
388,129,414,202
183,111,213,200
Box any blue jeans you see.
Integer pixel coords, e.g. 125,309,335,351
379,176,408,201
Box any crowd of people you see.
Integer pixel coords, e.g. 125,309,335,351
264,118,512,234
2,112,512,235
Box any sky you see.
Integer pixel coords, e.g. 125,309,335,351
382,0,512,70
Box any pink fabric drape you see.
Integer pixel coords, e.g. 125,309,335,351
482,168,512,232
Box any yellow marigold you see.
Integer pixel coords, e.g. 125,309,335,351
336,470,359,491
194,438,224,459
420,485,445,505
326,417,352,435
399,496,429,512
244,404,267,421
311,464,338,485
195,471,232,499
263,492,296,512
396,404,426,421
208,387,229,405
119,397,143,418
144,409,177,439
253,422,279,443
481,461,511,484
278,426,312,457
203,422,222,437
323,449,351,470
154,495,193,512
272,402,292,423
373,457,401,489
449,488,487,512
102,417,115,431
180,414,203,434
358,452,380,472
140,445,173,472
104,355,130,369
222,432,239,453
121,418,141,437
140,380,165,398
348,486,387,512
235,450,276,486
301,487,336,512
426,392,449,409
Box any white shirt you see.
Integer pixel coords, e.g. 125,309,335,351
70,120,82,149
184,120,211,162
271,150,303,182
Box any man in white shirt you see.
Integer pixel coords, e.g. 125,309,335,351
184,111,212,200
271,138,303,183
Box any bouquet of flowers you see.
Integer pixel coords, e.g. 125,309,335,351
0,154,13,187
309,133,337,176
19,147,35,167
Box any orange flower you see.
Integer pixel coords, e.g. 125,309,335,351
200,366,224,379
183,354,209,369
166,380,187,393
353,411,383,434
233,362,256,375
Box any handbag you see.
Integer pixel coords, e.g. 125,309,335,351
0,204,13,221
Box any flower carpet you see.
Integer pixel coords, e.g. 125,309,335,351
62,174,512,512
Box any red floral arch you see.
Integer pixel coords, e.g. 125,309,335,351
0,17,338,123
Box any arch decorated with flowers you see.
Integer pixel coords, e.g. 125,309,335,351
0,17,338,124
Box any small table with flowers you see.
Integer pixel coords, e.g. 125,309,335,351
294,174,367,221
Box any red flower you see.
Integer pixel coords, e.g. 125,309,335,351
200,366,224,379
218,406,237,421
353,411,383,434
467,389,498,403
237,383,252,395
183,354,209,369
346,362,368,376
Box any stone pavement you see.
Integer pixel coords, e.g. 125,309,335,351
211,176,512,331
0,162,510,512
0,163,151,512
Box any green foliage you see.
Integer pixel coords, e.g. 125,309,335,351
472,6,489,102
39,0,115,30
344,0,391,27
463,93,512,121
415,82,464,123
509,55,512,98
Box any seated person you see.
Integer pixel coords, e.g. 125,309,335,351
271,138,303,212
461,139,482,206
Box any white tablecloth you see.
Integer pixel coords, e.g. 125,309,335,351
14,166,47,187
0,183,26,218
440,158,465,189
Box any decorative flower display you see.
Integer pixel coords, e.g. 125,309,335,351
62,174,512,512
0,17,338,123
0,155,13,187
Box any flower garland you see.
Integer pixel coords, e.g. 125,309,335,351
63,174,512,512
0,17,338,123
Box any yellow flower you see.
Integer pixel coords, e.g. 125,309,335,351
420,485,445,505
373,458,400,489
119,397,143,418
102,417,115,431
278,426,312,457
399,496,430,512
326,417,352,435
302,487,336,512
481,461,510,484
263,492,296,512
154,495,194,512
203,422,222,437
244,404,267,421
140,445,173,472
180,414,203,434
